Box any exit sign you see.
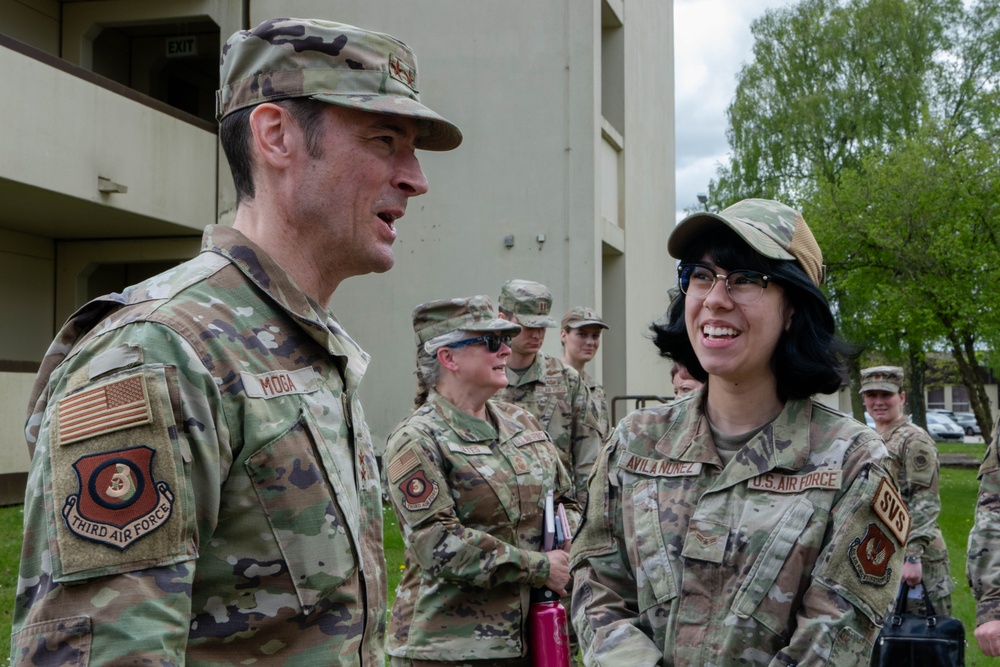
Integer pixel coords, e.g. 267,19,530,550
166,36,197,57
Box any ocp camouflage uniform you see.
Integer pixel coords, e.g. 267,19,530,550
579,369,611,442
571,396,908,665
967,415,1000,627
10,225,385,666
384,391,581,662
880,416,953,613
498,353,601,508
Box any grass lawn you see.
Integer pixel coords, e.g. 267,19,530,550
0,470,990,663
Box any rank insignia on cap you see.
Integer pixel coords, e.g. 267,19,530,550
62,445,174,550
848,522,895,586
388,53,416,91
57,375,152,446
399,470,439,511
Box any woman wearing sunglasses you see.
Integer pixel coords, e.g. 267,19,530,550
384,295,580,666
570,199,907,665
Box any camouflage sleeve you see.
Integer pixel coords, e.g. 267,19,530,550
901,431,941,559
774,445,906,665
11,323,214,664
968,421,1000,625
570,379,602,508
570,434,663,665
384,427,550,589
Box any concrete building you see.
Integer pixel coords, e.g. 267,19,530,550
0,0,677,504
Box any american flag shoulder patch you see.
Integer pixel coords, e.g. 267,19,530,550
57,374,152,446
388,448,420,484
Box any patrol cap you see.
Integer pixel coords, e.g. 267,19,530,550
860,366,905,394
413,295,520,347
669,198,825,287
561,306,609,330
217,17,462,151
498,280,557,328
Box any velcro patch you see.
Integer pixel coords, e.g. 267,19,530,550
537,386,565,395
387,448,420,484
511,430,548,447
57,375,152,446
240,367,320,399
848,522,896,586
399,470,439,511
912,453,930,471
618,452,702,478
63,446,174,550
447,443,492,456
872,477,911,543
748,470,842,493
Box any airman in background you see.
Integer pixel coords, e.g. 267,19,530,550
967,415,1000,656
496,280,602,508
561,306,612,440
862,365,953,615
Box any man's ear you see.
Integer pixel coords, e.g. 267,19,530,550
249,103,299,169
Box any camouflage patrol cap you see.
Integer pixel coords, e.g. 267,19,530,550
498,280,557,328
561,306,609,330
217,17,462,151
413,295,521,347
669,199,826,286
860,366,905,394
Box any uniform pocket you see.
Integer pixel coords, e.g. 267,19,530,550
731,496,814,634
11,616,92,666
245,408,357,615
631,478,678,612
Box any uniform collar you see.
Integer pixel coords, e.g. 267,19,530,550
428,391,525,443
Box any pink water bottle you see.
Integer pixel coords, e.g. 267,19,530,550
529,587,571,666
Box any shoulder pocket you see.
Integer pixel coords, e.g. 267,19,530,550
245,407,357,615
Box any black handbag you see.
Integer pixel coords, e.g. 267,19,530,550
870,582,965,666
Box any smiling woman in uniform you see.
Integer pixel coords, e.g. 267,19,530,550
383,295,580,666
570,199,908,665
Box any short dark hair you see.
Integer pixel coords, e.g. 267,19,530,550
650,227,855,401
219,98,330,204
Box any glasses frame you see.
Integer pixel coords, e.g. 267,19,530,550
677,262,772,305
443,334,512,353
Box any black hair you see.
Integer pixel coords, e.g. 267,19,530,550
650,227,856,401
219,98,330,204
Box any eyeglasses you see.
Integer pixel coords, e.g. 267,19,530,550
443,334,512,353
677,263,772,305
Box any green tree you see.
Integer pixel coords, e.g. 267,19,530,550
702,0,1000,431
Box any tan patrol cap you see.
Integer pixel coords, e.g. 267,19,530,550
498,280,557,328
860,366,904,394
669,198,825,287
412,295,520,347
561,306,609,330
217,17,462,151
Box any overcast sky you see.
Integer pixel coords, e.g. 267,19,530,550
674,0,793,221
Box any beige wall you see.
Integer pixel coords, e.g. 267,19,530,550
0,0,676,482
0,0,59,53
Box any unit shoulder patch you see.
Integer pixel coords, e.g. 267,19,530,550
848,522,896,586
62,445,174,550
398,470,440,511
871,477,911,543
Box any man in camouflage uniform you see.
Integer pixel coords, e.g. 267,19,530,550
10,18,460,666
861,366,953,615
560,307,612,441
496,280,602,508
384,296,581,663
967,415,1000,656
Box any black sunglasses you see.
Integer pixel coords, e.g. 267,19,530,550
443,334,512,353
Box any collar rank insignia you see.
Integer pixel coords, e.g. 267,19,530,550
62,445,174,550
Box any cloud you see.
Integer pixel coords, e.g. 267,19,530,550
674,0,793,219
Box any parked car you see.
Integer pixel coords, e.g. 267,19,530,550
925,412,965,441
952,412,981,436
